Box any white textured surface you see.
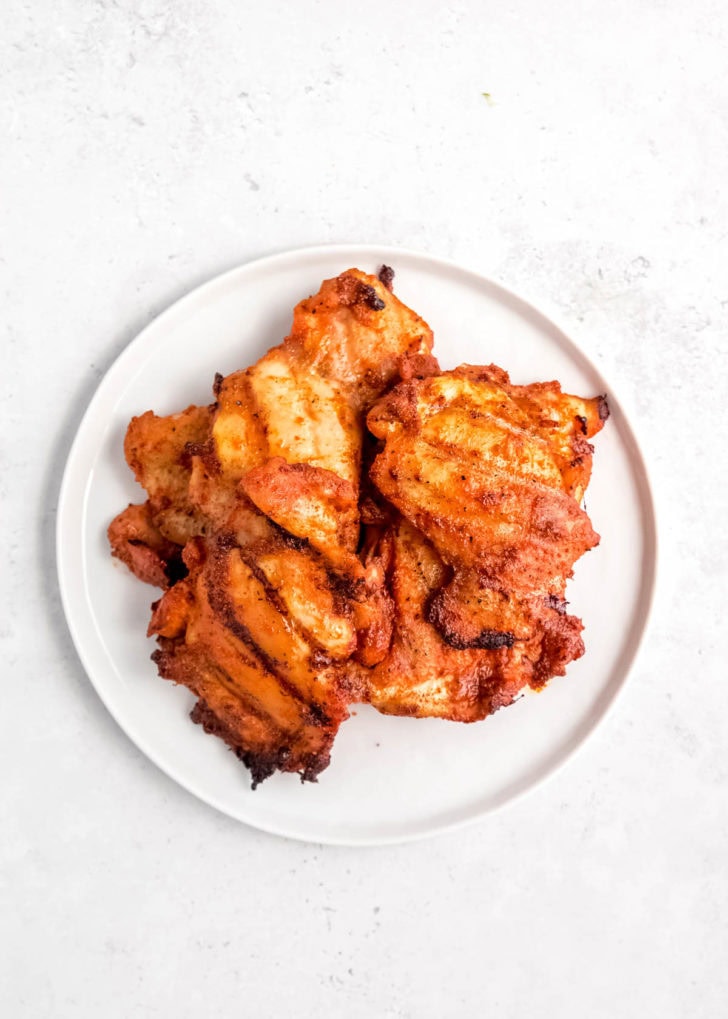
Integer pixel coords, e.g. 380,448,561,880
2,0,726,1016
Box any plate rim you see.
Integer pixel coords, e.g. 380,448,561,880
56,242,659,846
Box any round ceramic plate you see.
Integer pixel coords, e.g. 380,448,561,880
57,245,656,845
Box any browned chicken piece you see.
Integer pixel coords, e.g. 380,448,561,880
360,517,544,719
148,528,361,785
363,517,587,719
240,459,360,570
365,365,608,719
202,268,434,551
107,501,184,589
124,403,214,545
368,365,607,595
107,404,214,588
111,268,434,783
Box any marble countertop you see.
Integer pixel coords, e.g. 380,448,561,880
3,1,726,1016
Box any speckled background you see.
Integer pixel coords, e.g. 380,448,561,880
2,1,727,1016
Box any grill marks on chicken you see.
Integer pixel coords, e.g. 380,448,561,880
110,269,433,784
365,365,608,717
109,268,608,785
359,517,535,720
148,532,357,784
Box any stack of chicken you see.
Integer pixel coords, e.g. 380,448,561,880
109,267,608,786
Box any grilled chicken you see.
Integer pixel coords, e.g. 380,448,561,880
109,268,609,785
365,365,608,718
148,527,359,785
109,268,434,783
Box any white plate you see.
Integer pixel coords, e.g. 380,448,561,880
57,245,657,845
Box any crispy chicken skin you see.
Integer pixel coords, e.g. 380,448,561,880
109,268,608,784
